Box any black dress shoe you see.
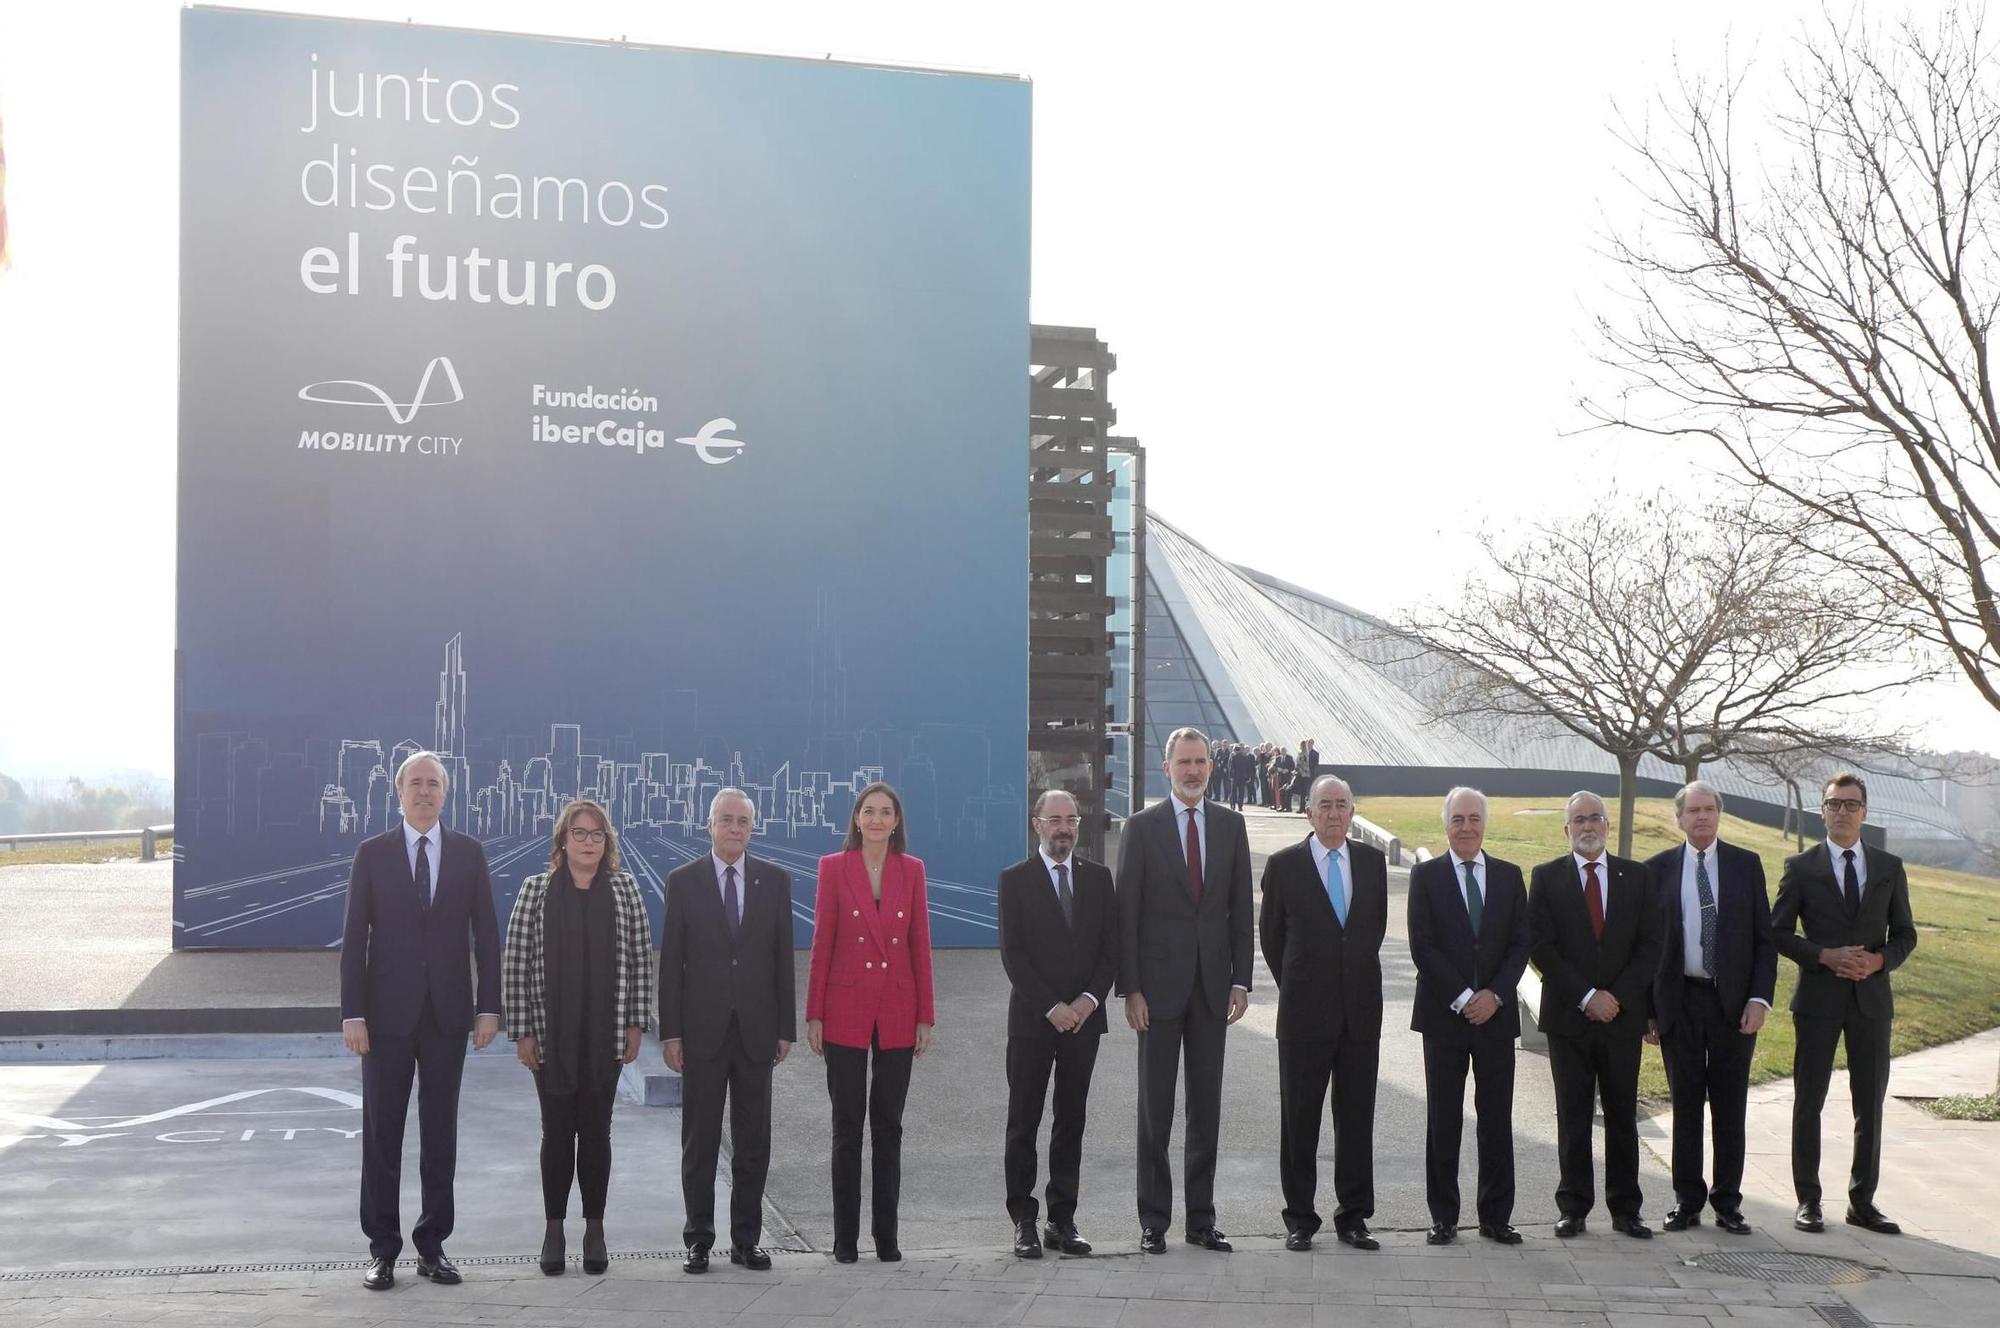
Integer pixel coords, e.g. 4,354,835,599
1714,1209,1752,1235
683,1247,710,1274
1478,1222,1523,1245
730,1246,773,1270
415,1253,461,1285
540,1225,566,1276
581,1223,608,1275
1285,1229,1314,1252
1426,1223,1455,1246
1846,1206,1902,1235
1185,1227,1233,1252
1554,1214,1587,1238
876,1244,902,1262
1043,1222,1092,1256
1663,1206,1700,1232
1336,1224,1380,1251
1013,1220,1043,1259
832,1242,859,1264
1794,1203,1825,1233
1611,1215,1652,1239
1139,1227,1168,1254
361,1256,395,1290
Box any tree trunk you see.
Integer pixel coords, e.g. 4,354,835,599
1682,756,1702,785
1616,751,1641,858
1790,782,1806,851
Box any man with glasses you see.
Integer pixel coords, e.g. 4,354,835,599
998,790,1119,1258
1772,773,1917,1236
1528,791,1662,1239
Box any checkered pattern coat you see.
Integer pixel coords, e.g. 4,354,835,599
503,869,654,1057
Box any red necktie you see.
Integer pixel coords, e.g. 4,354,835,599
1584,860,1605,941
1185,808,1204,906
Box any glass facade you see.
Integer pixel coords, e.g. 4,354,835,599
1139,572,1237,780
1105,446,1139,818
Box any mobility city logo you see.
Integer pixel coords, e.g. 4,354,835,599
297,354,467,458
0,1087,362,1150
530,382,748,465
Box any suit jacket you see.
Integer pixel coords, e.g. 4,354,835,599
1771,840,1918,1021
1115,797,1255,1020
339,824,502,1038
659,853,798,1061
1259,835,1388,1041
1406,852,1532,1039
502,869,653,1058
805,850,937,1050
1527,851,1661,1040
997,854,1119,1037
1644,840,1777,1034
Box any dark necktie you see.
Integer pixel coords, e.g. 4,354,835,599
1055,861,1073,926
1463,859,1483,934
724,864,741,942
1842,848,1861,914
1584,860,1604,941
1184,808,1204,906
1694,848,1717,978
414,834,432,913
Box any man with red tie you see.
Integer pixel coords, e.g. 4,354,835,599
1528,791,1662,1240
1116,727,1254,1254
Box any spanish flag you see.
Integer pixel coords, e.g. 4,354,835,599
0,112,11,271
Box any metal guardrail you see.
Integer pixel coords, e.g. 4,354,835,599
1349,813,1403,866
0,824,175,861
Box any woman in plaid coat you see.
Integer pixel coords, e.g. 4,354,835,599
503,799,652,1276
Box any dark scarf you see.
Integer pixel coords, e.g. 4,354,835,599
541,862,616,1096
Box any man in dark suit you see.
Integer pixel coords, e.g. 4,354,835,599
340,750,502,1291
1528,790,1663,1239
1229,745,1254,812
1117,726,1254,1253
1259,773,1387,1252
660,787,796,1273
1772,771,1918,1236
998,790,1119,1259
1644,780,1776,1235
1407,786,1531,1246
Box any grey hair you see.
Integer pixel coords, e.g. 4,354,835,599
1673,780,1726,816
707,786,757,821
1441,785,1489,827
395,749,449,792
1033,788,1081,817
1564,789,1607,820
1309,773,1352,802
1163,726,1211,757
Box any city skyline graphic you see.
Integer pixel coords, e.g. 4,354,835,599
176,609,1015,948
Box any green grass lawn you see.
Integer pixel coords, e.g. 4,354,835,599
0,837,173,867
1359,796,2000,1100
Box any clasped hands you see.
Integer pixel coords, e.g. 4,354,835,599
1459,989,1502,1025
1819,945,1884,981
1045,995,1097,1033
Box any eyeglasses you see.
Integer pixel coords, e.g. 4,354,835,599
1821,798,1865,814
1036,815,1082,828
567,829,607,844
1569,813,1608,825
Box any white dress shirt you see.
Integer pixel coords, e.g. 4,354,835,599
1447,851,1487,1012
713,851,746,928
1038,846,1098,1019
405,818,441,902
1573,851,1608,1010
1679,840,1772,1007
1826,838,1868,890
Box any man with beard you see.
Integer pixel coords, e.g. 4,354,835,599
997,790,1119,1258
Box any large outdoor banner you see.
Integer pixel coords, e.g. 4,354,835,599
175,9,1030,947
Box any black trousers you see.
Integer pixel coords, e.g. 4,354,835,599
1135,995,1227,1232
1547,1027,1644,1221
1661,979,1756,1213
1421,1028,1516,1227
824,1034,914,1249
1004,1026,1102,1226
1277,1034,1378,1235
682,1018,775,1251
535,1059,621,1221
1791,1002,1893,1208
359,998,467,1261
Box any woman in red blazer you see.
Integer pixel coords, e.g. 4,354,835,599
806,781,936,1263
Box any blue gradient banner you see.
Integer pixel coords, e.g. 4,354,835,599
175,9,1030,947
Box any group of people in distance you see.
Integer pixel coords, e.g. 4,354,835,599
336,727,1916,1291
1206,737,1321,813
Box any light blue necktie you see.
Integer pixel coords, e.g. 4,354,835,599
1326,847,1348,926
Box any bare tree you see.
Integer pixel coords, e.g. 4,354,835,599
1594,4,2000,717
1401,493,1920,856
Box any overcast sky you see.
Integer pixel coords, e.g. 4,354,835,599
2,0,1992,781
